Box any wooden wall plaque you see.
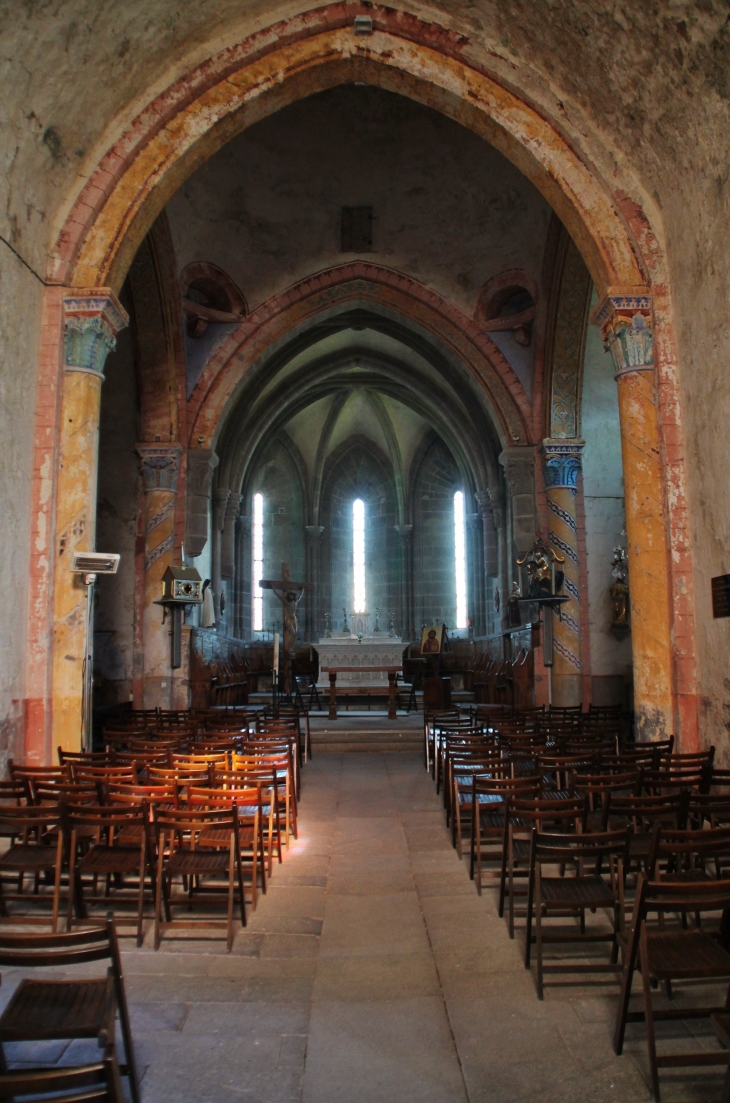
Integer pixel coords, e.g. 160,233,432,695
711,574,730,618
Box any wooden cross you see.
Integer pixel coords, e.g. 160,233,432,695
260,562,312,594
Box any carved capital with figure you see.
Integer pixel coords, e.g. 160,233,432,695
136,443,182,493
63,289,128,378
591,289,653,379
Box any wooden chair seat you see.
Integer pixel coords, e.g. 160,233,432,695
77,846,142,876
645,929,730,979
0,975,112,1040
539,873,615,909
0,845,58,872
166,849,231,876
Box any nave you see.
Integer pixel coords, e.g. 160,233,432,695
0,749,720,1103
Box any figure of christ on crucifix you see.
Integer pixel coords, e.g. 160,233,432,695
259,563,312,694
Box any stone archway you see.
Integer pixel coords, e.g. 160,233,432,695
28,6,697,758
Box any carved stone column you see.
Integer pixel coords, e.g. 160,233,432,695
542,441,584,707
234,514,251,639
305,525,325,641
485,491,507,631
136,444,182,708
394,524,414,641
592,292,674,740
221,493,242,582
185,449,218,559
211,488,230,630
476,490,500,635
51,290,128,750
467,512,484,636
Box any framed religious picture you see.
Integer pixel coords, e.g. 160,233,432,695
420,625,444,654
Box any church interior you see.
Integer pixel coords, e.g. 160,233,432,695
1,3,730,1101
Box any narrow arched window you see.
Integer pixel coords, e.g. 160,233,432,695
353,498,366,613
252,492,264,631
454,490,467,629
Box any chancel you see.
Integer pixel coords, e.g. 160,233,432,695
2,4,730,1102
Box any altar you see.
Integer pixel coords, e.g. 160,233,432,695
316,632,404,687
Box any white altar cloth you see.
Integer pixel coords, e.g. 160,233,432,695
316,634,404,687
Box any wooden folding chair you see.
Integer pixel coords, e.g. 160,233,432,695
66,803,154,947
471,775,540,890
0,922,139,1103
532,827,631,999
0,806,64,931
614,876,730,1100
497,794,587,943
152,806,246,951
188,785,266,908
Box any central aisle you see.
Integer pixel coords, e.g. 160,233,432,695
125,754,690,1103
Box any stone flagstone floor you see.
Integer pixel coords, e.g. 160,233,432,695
1,752,727,1101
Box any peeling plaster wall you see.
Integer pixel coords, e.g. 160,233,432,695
2,2,730,747
0,242,41,768
94,318,138,708
581,291,632,708
165,85,551,321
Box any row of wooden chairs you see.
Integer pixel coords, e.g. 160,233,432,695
429,717,730,1099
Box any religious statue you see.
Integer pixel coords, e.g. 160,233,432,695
374,607,381,633
260,563,312,694
516,532,565,600
610,535,630,640
324,612,332,638
388,611,396,638
342,607,350,634
506,581,522,628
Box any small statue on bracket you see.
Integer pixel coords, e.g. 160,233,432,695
388,611,396,637
342,607,350,634
610,531,630,640
324,612,332,638
516,531,565,600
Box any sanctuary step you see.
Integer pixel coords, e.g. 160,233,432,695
309,713,423,753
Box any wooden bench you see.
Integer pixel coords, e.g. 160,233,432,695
322,667,401,719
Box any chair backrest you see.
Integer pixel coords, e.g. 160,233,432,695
0,920,118,968
0,804,62,836
57,749,111,767
65,802,147,834
188,785,262,815
152,805,239,843
648,823,730,878
632,872,730,922
534,826,631,866
509,795,588,832
603,790,689,831
8,762,70,784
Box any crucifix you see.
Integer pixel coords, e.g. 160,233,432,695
260,562,312,693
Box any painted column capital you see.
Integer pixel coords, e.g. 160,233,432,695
498,447,536,497
136,443,182,493
591,289,653,379
541,439,585,490
305,525,325,547
63,289,128,378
